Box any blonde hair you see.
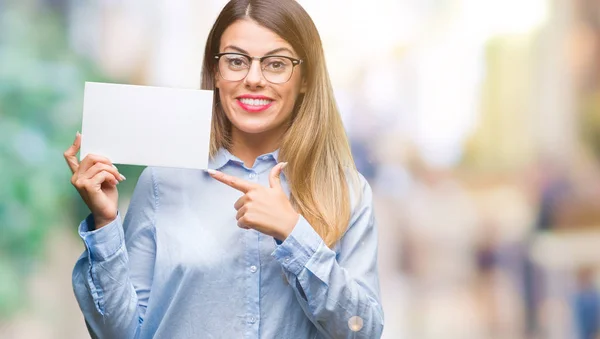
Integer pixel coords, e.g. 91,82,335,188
201,0,358,247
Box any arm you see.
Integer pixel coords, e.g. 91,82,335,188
272,174,384,338
72,167,157,339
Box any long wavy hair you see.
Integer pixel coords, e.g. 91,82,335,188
201,0,358,247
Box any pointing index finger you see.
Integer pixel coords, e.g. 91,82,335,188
207,169,257,193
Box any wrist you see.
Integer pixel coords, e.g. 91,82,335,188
277,213,299,241
93,213,117,230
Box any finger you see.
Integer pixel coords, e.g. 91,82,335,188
235,205,248,221
269,162,287,189
234,195,249,211
81,163,125,182
64,131,82,174
90,170,120,187
78,153,115,174
207,169,257,193
237,216,251,229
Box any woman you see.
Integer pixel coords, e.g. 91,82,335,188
64,0,384,338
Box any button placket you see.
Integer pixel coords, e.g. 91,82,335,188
245,230,260,334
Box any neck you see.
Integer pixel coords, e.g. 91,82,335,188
230,127,284,168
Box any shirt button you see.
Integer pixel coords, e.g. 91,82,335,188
249,265,257,273
249,316,256,324
248,172,256,179
284,257,290,264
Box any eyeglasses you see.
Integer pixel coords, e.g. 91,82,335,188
214,52,303,84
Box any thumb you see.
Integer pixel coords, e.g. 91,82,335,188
269,162,288,189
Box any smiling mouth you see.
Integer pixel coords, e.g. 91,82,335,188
236,98,274,112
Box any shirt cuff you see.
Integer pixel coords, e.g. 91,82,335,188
78,213,123,261
271,215,323,276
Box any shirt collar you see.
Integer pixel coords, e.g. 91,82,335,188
209,147,280,170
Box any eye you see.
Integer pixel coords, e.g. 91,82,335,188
263,57,290,72
225,56,249,69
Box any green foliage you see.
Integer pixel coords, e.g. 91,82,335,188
0,3,113,318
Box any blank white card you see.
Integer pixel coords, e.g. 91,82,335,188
81,82,213,170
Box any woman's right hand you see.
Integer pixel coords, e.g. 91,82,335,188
64,132,126,229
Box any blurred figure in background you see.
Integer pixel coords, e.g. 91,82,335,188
573,267,600,339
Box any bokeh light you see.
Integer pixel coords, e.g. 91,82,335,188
348,315,364,332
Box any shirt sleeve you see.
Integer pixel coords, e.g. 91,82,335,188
72,167,157,339
271,172,384,338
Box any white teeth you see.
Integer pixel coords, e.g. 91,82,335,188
239,98,272,106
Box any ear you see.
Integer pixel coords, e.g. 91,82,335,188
299,77,307,94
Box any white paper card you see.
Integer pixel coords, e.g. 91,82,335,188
81,82,213,170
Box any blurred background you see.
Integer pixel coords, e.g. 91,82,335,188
2,0,600,338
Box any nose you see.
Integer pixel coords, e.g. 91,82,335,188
244,59,266,89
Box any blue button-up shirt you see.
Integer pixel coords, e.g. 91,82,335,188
72,148,384,338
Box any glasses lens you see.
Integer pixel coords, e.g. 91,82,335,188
218,54,249,81
261,56,294,84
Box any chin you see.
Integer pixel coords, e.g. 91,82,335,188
225,104,290,136
235,126,267,134
228,110,281,133
237,124,277,135
233,116,292,136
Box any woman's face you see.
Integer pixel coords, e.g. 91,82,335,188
215,19,306,141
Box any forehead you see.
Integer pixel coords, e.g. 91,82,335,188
219,19,296,56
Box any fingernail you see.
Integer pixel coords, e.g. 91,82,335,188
280,162,288,169
206,169,217,175
112,164,118,170
120,174,126,181
76,131,81,137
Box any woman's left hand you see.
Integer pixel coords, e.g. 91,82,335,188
208,162,299,241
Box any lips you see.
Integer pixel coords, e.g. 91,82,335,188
236,95,274,113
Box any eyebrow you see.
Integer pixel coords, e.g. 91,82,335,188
222,45,295,57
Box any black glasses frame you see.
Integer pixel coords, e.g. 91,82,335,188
214,52,303,84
